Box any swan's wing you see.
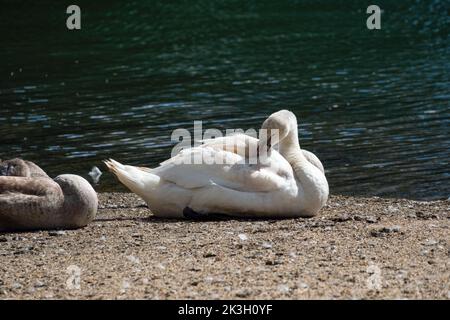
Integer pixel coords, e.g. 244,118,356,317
199,133,259,157
202,135,325,174
302,149,325,174
152,135,294,192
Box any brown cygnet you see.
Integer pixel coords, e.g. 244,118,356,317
0,158,98,231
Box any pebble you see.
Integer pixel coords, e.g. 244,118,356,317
121,279,131,292
330,214,351,222
157,263,166,270
203,252,216,258
238,234,248,241
261,242,273,249
355,215,378,223
235,289,252,298
277,284,290,294
48,230,66,236
422,239,438,246
12,282,22,290
127,255,140,264
297,282,309,290
365,216,378,223
416,211,437,220
265,259,282,266
387,205,399,213
385,225,401,232
370,225,401,237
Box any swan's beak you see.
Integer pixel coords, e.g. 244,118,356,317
257,135,271,155
257,132,274,164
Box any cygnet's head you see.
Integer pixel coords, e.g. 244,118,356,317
54,174,98,228
0,158,49,178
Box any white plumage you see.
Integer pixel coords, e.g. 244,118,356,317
104,110,329,218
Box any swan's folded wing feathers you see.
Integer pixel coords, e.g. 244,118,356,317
152,144,292,192
302,149,325,174
200,134,259,157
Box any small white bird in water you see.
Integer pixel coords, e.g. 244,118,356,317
105,110,329,219
89,166,102,184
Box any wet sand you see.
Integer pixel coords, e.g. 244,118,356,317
0,193,448,299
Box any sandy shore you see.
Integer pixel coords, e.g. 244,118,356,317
0,193,448,299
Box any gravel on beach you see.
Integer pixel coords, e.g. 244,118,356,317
0,193,448,299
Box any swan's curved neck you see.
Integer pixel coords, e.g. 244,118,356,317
278,126,304,164
278,126,328,212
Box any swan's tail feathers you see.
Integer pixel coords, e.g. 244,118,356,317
103,159,159,196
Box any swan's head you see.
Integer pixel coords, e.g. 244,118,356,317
258,110,298,154
54,174,98,228
0,158,48,178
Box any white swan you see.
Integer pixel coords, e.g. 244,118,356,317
104,110,329,218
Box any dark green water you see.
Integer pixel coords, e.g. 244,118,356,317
1,1,449,199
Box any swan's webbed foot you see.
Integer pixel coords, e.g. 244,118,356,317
182,207,230,220
182,207,204,220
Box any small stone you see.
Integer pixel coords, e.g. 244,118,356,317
127,255,140,264
387,205,399,213
48,230,66,236
261,242,273,249
235,289,252,298
386,225,401,232
370,225,401,237
12,282,22,290
278,284,290,294
416,211,437,220
157,264,166,270
238,234,248,241
34,280,45,288
121,279,130,292
330,214,351,222
265,260,282,266
203,252,216,258
0,237,7,242
298,282,309,290
423,239,438,246
365,216,378,223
